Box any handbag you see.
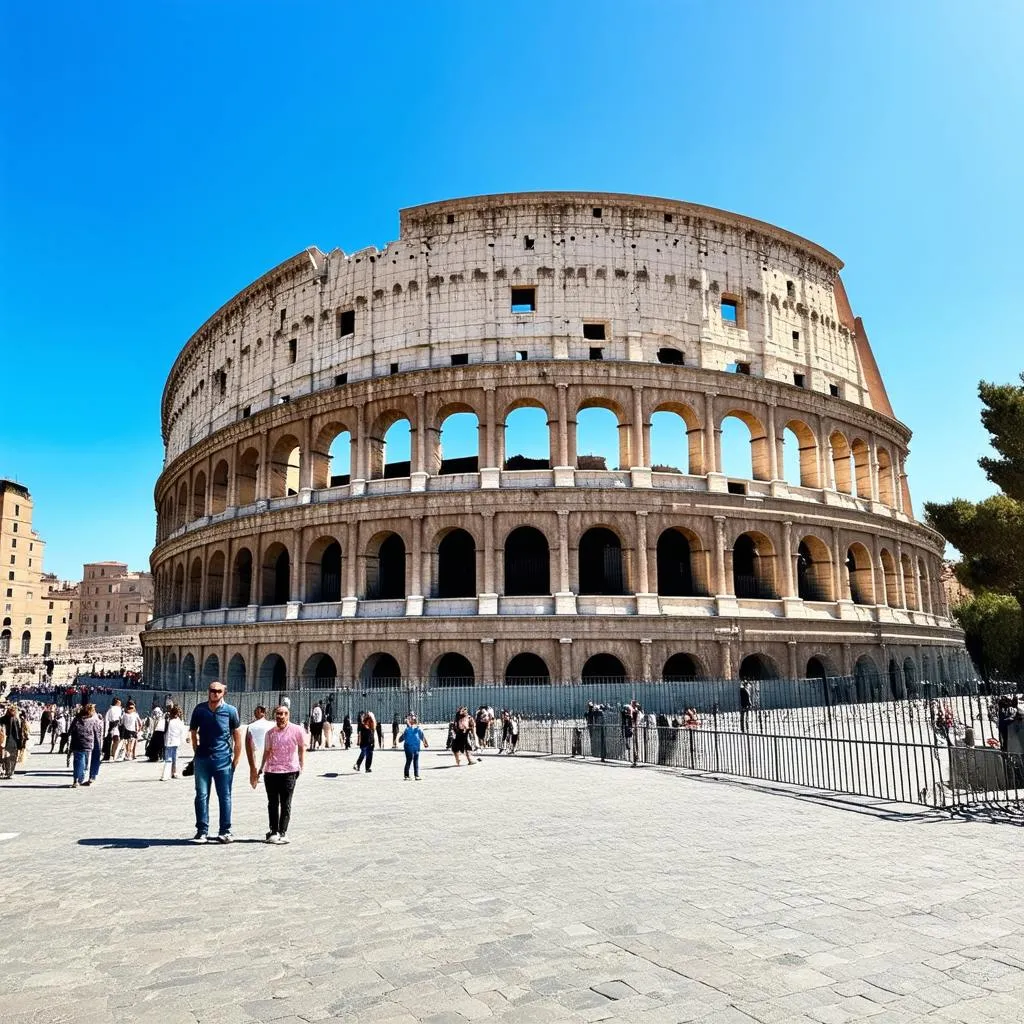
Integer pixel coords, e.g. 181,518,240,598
182,759,195,777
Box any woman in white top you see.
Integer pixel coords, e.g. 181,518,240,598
120,701,142,761
104,699,123,762
161,705,188,781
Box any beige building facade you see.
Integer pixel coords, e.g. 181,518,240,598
0,480,70,657
144,192,968,692
76,561,153,637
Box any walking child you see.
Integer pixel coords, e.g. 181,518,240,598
399,714,429,780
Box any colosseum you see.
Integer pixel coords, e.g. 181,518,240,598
144,191,969,696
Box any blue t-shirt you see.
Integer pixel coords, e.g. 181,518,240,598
400,726,425,752
189,702,241,761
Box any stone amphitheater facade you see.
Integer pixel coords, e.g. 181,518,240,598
143,192,968,693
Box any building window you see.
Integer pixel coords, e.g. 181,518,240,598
11,523,16,533
4,589,10,598
334,373,348,387
108,585,112,593
728,361,751,376
450,353,469,366
792,330,800,344
242,406,251,419
721,298,739,325
337,309,355,337
515,351,528,361
446,213,455,224
794,373,806,388
829,383,841,398
46,615,52,624
657,347,684,365
592,207,602,218
664,213,673,223
588,347,604,361
389,362,399,375
288,339,297,363
9,539,14,548
511,287,536,313
582,322,606,341
524,235,535,250
280,308,287,327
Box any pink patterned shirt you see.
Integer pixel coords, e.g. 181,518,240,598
263,723,304,773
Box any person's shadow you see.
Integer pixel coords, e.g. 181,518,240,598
78,837,265,848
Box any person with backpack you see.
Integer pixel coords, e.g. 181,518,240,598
399,713,429,780
450,707,477,767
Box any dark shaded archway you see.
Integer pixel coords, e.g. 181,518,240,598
504,653,550,685
367,534,406,599
302,653,337,686
662,653,701,681
231,549,253,607
361,653,402,688
578,527,624,595
227,654,246,692
262,544,290,605
504,527,550,595
656,529,695,596
258,654,287,691
433,652,475,687
739,654,778,680
805,657,828,682
437,530,476,598
581,653,627,683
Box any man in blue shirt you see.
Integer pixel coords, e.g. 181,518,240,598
188,681,242,843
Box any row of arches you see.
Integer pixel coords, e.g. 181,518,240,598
154,520,942,617
158,388,905,538
0,629,52,656
146,646,968,691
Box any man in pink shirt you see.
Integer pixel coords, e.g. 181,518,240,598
255,705,305,844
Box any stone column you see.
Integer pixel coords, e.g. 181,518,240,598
787,640,798,680
205,455,214,516
554,383,573,486
222,537,233,608
481,638,495,685
868,435,880,503
895,541,907,608
558,637,573,685
342,640,354,687
299,418,314,492
341,520,358,617
766,403,779,480
640,638,653,682
635,512,658,614
479,511,498,614
411,391,428,491
555,510,576,613
258,431,271,501
703,392,717,474
351,402,367,495
895,454,906,513
718,637,733,679
782,521,796,598
480,386,499,488
290,527,302,603
714,515,728,594
832,530,846,602
407,515,424,615
630,386,651,487
406,639,420,688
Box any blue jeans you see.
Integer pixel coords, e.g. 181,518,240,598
404,750,420,778
72,750,89,784
355,745,374,771
89,745,101,781
193,756,234,836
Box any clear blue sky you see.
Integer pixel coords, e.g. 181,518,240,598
1,1,1022,579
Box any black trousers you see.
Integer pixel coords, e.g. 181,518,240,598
264,771,299,835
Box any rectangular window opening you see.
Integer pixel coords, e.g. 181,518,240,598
794,373,806,388
334,373,348,387
721,299,738,324
727,481,747,495
664,213,673,223
288,339,297,364
829,383,841,398
450,353,469,366
592,207,602,218
510,287,536,313
515,350,528,361
280,308,287,327
524,236,535,250
338,309,355,337
241,406,252,419
588,346,604,361
792,330,800,344
582,322,606,341
787,280,796,298
446,213,455,224
389,362,399,375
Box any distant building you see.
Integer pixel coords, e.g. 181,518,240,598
76,561,154,637
0,480,70,657
940,562,972,611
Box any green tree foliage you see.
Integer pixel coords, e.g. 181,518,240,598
925,374,1024,611
952,592,1023,681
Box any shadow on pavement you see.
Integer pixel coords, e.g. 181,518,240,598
78,837,267,848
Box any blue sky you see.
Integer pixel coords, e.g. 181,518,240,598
1,1,1022,579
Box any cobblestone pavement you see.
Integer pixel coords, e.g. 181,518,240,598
2,733,1022,1024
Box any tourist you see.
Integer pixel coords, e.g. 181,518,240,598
104,698,123,761
683,707,699,729
146,704,165,762
257,704,305,844
68,704,104,788
245,706,273,787
17,709,30,765
374,713,384,749
739,683,752,733
188,681,242,843
37,704,53,746
400,713,428,780
508,713,520,754
475,706,490,751
391,711,400,749
161,705,187,781
341,714,353,749
1,704,21,778
450,706,477,767
323,700,334,748
120,701,142,760
499,710,512,753
54,706,70,754
308,701,324,751
354,712,375,773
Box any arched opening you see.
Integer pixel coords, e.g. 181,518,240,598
846,543,874,605
237,448,260,505
261,543,291,605
901,552,919,609
172,564,185,614
578,527,625,595
796,536,833,602
733,533,777,599
829,432,852,493
720,411,769,481
269,435,301,498
918,558,932,614
436,529,476,598
210,460,229,514
504,653,550,685
662,653,701,681
854,654,879,701
201,654,220,688
0,629,10,655
805,656,828,682
366,533,406,599
205,551,225,610
191,470,207,520
176,482,189,528
231,548,253,607
165,653,178,689
880,548,899,607
576,405,622,471
227,653,246,692
657,528,707,596
258,653,287,691
902,657,916,698
312,423,352,489
581,653,627,683
305,537,342,603
888,658,904,700
438,410,479,474
187,557,202,612
20,630,31,655
851,438,871,498
302,653,337,687
877,448,896,506
781,420,820,488
368,415,411,479
503,405,550,470
504,526,550,595
656,346,685,365
180,653,197,691
360,653,402,688
433,652,475,687
739,653,779,680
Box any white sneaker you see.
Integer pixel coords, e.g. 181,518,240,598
265,832,279,844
